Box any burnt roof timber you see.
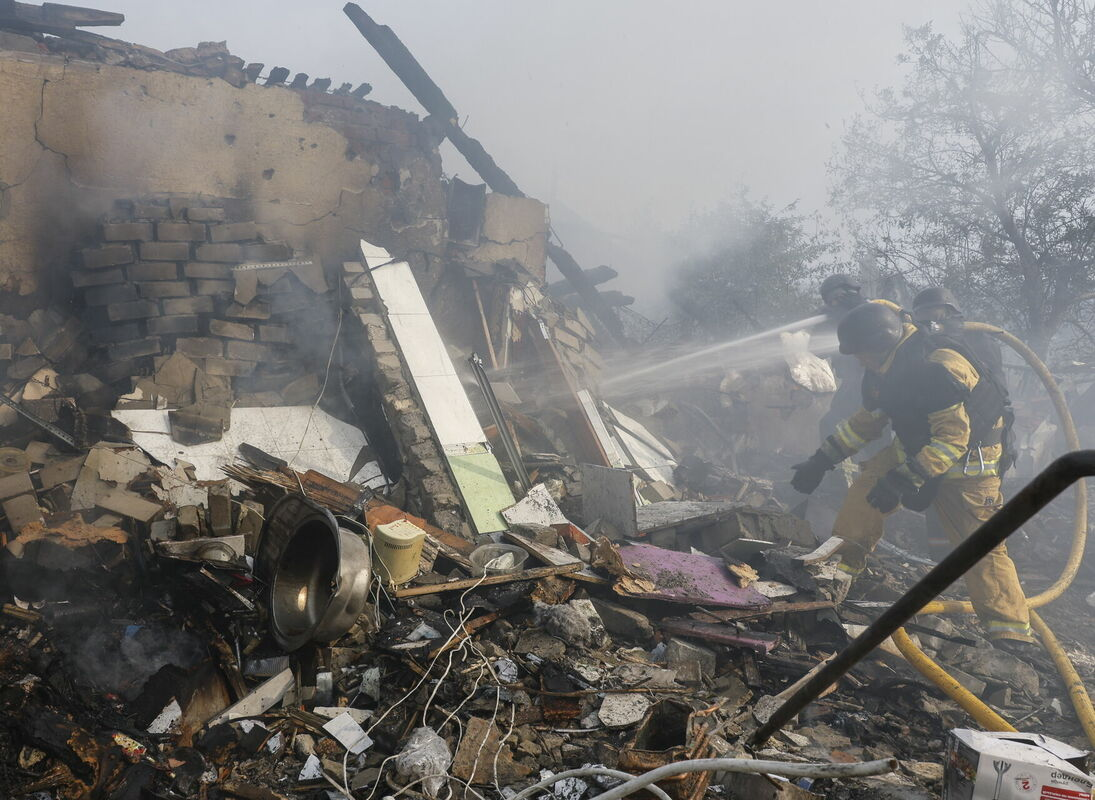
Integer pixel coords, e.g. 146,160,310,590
0,1,123,36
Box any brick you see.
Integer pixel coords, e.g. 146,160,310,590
163,296,214,315
258,324,290,343
82,245,134,269
3,494,42,532
226,301,271,320
168,197,195,218
108,337,162,361
107,300,160,321
176,337,223,358
270,293,309,314
186,207,226,222
194,279,234,295
138,281,192,299
140,241,191,261
102,222,155,242
204,358,256,377
132,202,170,220
128,262,179,281
72,267,125,288
91,322,143,344
183,262,233,279
209,221,258,242
243,242,292,261
83,284,138,306
208,319,255,340
226,340,275,361
147,315,200,335
195,243,242,262
156,221,208,241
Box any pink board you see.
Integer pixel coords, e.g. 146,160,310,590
614,543,772,610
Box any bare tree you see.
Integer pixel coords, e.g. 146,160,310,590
669,192,836,340
832,14,1095,355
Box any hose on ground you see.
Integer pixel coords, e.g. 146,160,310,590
512,758,898,800
886,322,1094,746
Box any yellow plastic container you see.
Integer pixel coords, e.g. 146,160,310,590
372,518,426,585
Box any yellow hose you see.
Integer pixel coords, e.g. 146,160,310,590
879,323,1095,746
890,628,1016,731
1030,611,1095,745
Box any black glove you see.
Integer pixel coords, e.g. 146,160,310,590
866,467,922,513
791,451,834,495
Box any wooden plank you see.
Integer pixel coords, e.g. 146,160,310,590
394,563,582,598
692,600,835,624
502,529,610,586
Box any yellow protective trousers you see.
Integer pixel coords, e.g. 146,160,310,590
832,445,1034,643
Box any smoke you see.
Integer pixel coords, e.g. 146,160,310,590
93,1,964,315
53,618,205,699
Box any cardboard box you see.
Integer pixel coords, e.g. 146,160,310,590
944,729,1093,799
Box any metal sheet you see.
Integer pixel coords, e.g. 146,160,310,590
113,406,385,485
576,390,626,468
635,500,740,535
615,543,772,610
447,451,513,533
501,483,567,527
580,464,638,539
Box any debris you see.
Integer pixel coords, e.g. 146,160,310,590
613,543,771,609
207,669,294,726
598,694,651,728
665,637,718,681
321,712,373,755
395,727,452,799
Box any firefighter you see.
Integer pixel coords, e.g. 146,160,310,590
815,274,865,438
911,287,1016,561
790,301,1037,655
911,287,1004,385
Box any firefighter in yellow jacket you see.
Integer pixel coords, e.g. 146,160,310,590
790,301,1036,655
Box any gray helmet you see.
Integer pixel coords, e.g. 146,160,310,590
912,287,961,318
837,302,904,355
820,273,861,301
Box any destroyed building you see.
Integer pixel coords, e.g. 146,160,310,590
2,4,1095,800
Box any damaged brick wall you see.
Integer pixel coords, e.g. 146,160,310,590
0,47,446,302
341,261,466,534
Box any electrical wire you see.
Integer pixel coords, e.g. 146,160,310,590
288,306,344,469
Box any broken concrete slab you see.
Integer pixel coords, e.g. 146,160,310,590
589,598,655,644
597,694,651,729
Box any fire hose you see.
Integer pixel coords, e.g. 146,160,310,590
751,324,1095,749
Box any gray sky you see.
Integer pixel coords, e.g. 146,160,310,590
100,1,965,311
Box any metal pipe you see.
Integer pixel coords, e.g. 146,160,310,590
513,758,897,800
749,450,1095,747
469,353,532,493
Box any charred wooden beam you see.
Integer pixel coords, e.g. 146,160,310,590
342,2,628,347
0,1,123,36
547,264,619,297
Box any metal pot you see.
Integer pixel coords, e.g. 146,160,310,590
257,495,372,651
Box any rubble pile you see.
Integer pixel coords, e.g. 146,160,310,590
1,5,1095,800
0,418,1090,800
